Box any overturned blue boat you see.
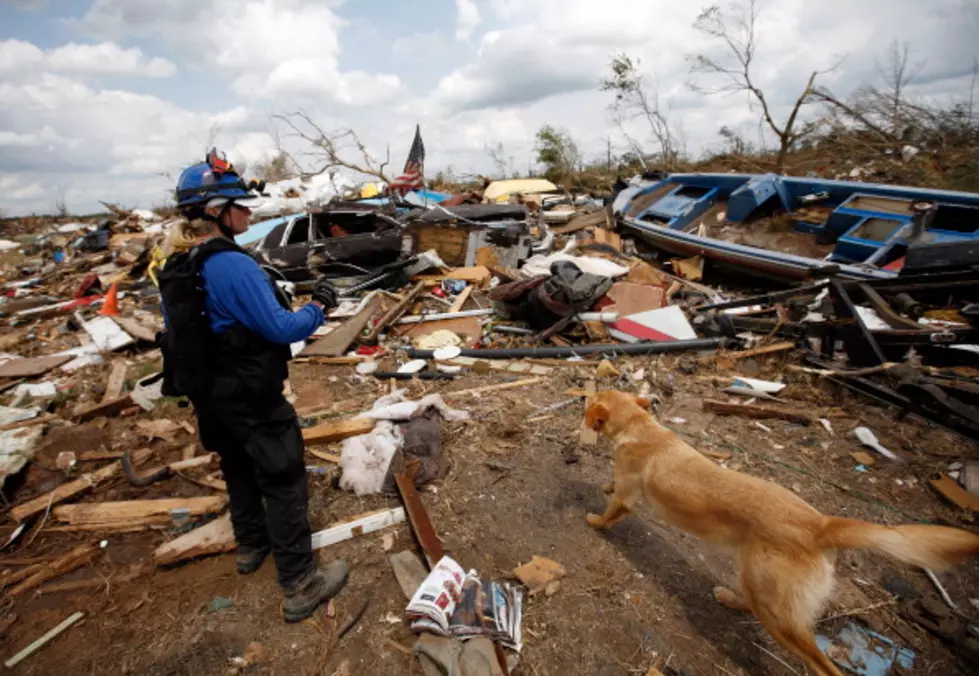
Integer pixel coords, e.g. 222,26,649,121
613,173,979,281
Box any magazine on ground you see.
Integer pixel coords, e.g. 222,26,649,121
405,555,523,651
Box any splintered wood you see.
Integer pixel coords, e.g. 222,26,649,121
53,496,227,526
9,449,153,522
154,513,235,566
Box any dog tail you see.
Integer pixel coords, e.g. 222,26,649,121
819,516,979,570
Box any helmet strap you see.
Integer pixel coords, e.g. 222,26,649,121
216,202,236,241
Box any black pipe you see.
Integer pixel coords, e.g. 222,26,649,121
406,337,728,360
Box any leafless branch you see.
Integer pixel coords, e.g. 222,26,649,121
271,111,390,182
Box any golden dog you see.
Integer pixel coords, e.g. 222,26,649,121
583,390,979,676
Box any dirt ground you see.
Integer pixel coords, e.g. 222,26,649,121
2,349,978,676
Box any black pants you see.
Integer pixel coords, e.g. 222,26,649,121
193,395,314,588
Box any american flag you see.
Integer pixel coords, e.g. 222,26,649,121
388,125,425,195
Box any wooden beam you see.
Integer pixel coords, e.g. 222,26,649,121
52,496,227,525
9,449,153,522
702,399,812,426
154,513,235,566
300,294,383,357
301,417,374,446
395,473,443,568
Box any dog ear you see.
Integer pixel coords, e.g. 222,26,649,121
634,396,650,409
585,402,610,431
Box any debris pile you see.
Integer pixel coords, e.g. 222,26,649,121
0,172,977,675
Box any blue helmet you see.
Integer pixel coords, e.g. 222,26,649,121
175,148,258,209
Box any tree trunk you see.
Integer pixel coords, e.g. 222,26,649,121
775,138,790,174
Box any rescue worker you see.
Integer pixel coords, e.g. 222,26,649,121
155,149,347,622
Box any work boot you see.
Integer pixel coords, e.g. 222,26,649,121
282,560,349,623
236,544,270,575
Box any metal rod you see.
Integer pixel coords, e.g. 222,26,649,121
407,337,727,360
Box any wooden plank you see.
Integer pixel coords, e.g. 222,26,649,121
302,418,375,446
101,362,128,403
930,475,979,511
702,399,812,425
580,381,598,445
5,543,99,598
0,355,71,379
448,285,473,314
300,295,383,357
443,377,543,398
310,508,405,550
9,449,152,522
700,341,795,364
73,393,133,422
395,473,443,568
154,513,235,566
52,496,227,525
362,281,426,344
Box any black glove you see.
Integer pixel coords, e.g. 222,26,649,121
311,277,338,309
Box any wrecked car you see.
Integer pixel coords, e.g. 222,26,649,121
244,204,405,281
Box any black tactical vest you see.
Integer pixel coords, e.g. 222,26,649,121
157,236,292,405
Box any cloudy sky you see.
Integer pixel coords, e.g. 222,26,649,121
0,0,976,216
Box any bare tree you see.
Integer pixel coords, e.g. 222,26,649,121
485,142,509,178
686,0,837,173
272,111,390,182
877,40,924,136
601,54,679,170
53,186,69,217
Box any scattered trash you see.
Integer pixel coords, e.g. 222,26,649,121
815,621,915,676
406,556,522,650
853,427,902,462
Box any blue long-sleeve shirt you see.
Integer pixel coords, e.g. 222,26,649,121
200,251,324,344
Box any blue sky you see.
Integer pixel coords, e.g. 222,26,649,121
1,0,976,216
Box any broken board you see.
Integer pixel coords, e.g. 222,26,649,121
0,355,71,379
53,496,228,525
154,513,235,566
302,418,375,445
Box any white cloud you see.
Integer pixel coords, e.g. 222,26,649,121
0,39,175,78
78,0,403,105
455,0,481,41
2,0,978,216
2,0,48,9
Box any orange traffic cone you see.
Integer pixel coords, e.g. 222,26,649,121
99,281,120,316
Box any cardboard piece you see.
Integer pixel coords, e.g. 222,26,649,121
604,282,665,317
